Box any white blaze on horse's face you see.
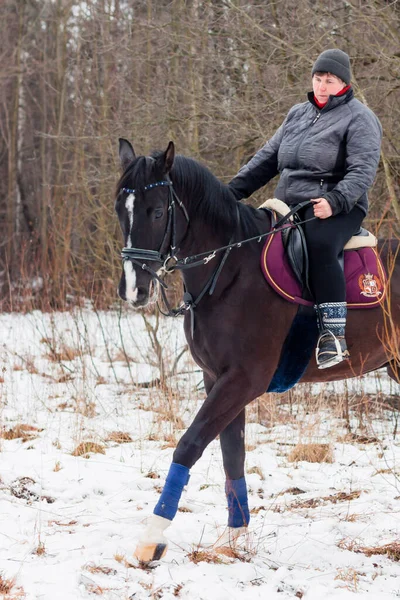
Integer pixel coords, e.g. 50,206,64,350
125,193,135,248
124,193,138,302
124,260,138,303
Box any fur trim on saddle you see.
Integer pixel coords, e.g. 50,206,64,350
343,232,377,250
260,198,293,220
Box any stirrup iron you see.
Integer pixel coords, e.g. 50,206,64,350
316,330,349,370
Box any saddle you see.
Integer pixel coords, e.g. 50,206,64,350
259,199,386,309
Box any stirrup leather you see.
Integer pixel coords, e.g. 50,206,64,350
316,330,349,369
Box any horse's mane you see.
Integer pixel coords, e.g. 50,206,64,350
117,150,265,239
160,152,262,239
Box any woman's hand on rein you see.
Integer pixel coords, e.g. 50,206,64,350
311,198,333,219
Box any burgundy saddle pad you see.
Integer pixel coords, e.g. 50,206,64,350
260,228,387,309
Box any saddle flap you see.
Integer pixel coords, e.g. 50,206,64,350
282,225,310,294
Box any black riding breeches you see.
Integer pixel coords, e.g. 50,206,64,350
301,204,365,304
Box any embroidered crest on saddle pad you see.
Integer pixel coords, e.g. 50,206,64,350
359,273,383,298
260,226,387,309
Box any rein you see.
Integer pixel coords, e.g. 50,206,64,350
161,201,316,271
120,180,315,330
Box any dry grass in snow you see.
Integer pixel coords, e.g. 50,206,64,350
0,308,399,599
287,442,334,463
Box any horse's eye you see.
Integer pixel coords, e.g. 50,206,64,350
154,208,164,220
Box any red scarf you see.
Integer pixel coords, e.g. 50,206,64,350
314,85,351,109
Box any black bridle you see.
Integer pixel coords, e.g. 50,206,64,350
120,180,190,290
120,178,239,329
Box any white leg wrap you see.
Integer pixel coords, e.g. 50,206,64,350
213,526,249,549
134,515,171,562
142,515,171,542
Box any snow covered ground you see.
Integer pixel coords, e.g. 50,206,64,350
0,308,399,600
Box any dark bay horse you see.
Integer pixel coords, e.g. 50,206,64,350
115,139,400,562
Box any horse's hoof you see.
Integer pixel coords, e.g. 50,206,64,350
213,526,248,549
134,541,168,563
134,514,171,562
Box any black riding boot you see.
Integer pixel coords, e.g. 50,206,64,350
315,302,350,369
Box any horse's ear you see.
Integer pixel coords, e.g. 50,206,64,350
119,138,136,171
164,141,175,173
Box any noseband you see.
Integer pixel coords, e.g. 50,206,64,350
120,180,189,286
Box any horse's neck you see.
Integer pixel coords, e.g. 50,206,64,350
177,195,272,298
178,214,227,259
178,190,272,253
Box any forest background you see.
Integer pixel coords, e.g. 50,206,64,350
1,0,400,311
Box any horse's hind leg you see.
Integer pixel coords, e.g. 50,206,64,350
214,408,250,549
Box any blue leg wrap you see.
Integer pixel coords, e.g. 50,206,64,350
154,463,190,521
226,477,250,528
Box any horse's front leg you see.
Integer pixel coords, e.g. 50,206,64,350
134,368,261,562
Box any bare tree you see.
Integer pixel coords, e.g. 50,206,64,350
0,0,398,310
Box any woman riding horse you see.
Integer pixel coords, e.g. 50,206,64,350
229,49,382,369
115,51,395,564
116,138,398,563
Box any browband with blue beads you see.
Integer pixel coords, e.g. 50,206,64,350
122,180,172,195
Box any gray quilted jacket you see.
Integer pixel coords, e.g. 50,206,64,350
229,88,382,216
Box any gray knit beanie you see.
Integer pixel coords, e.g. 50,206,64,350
311,49,351,84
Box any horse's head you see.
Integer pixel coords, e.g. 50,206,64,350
115,139,175,307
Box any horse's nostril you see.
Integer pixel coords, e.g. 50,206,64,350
137,287,148,301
